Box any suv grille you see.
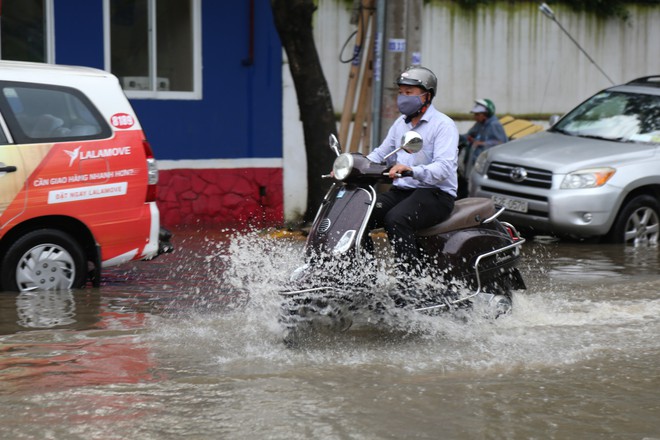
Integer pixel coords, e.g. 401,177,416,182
487,162,553,188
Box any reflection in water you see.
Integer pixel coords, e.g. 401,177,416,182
0,288,156,395
0,332,157,394
0,228,658,439
533,241,659,283
15,290,77,328
0,290,103,335
0,281,166,396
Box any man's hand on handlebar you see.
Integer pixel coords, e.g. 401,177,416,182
388,164,413,179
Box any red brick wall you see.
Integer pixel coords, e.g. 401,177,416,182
157,168,283,228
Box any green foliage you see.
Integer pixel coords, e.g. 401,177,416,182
439,0,660,20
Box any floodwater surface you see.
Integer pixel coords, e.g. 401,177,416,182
0,228,658,439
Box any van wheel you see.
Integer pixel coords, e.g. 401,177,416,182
608,195,660,245
0,229,86,292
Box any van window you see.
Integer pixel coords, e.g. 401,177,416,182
0,82,112,144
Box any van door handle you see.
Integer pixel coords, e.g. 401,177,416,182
0,165,17,173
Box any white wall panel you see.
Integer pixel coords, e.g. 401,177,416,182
310,1,660,115
283,1,659,220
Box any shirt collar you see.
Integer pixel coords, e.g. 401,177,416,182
404,103,437,127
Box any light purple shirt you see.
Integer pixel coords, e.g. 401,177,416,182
367,104,458,197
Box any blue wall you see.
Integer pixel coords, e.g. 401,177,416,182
53,0,283,161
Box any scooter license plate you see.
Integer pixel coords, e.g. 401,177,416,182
492,195,528,213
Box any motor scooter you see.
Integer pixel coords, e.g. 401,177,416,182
279,132,526,339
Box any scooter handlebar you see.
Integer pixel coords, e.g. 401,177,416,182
383,170,413,178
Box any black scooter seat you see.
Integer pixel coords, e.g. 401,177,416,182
416,197,496,236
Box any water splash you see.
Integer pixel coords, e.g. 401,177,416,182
145,229,660,376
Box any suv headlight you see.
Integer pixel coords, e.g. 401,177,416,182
333,153,354,181
560,167,616,189
473,150,489,175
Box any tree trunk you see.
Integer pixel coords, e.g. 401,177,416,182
271,0,337,222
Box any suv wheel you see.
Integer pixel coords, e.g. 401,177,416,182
0,229,86,292
608,195,660,245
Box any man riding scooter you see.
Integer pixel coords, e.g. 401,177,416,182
365,66,459,273
278,68,526,341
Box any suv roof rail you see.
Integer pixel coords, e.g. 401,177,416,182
626,75,660,87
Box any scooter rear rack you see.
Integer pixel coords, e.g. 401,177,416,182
413,235,525,312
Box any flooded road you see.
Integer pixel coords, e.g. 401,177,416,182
0,228,658,439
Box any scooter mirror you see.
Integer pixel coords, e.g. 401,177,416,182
329,134,341,157
401,131,423,154
382,131,424,161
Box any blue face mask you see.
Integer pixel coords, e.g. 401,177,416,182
397,94,426,116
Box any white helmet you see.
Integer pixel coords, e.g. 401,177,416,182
397,66,437,98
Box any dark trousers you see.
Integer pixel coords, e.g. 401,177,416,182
369,187,455,270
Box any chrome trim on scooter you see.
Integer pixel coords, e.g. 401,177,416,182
413,299,453,312
279,286,345,296
354,185,377,255
482,206,506,224
310,183,338,228
473,238,526,296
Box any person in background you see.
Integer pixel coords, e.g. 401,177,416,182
366,66,458,273
457,99,507,198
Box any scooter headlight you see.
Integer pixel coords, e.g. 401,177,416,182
333,153,354,181
333,230,356,255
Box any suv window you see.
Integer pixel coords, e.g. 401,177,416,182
0,82,112,144
553,91,660,144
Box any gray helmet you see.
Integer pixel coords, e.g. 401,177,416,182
397,66,437,98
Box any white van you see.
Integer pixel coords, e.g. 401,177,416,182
0,61,172,292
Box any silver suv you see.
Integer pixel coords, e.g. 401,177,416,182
469,76,660,245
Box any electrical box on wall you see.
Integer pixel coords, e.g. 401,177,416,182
120,77,170,91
